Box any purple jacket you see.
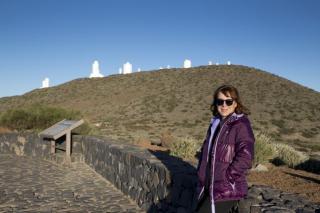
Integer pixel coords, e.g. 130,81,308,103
197,113,255,207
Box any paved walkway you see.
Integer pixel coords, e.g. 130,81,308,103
0,154,144,212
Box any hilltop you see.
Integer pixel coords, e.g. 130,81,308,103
0,65,319,155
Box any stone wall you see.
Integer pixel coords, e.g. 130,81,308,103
0,133,50,158
0,133,82,163
0,133,319,213
74,135,198,212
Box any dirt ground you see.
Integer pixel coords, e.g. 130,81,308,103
0,127,11,134
247,163,320,204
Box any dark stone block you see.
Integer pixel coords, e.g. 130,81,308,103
128,187,137,200
262,189,279,202
295,208,317,213
151,172,160,188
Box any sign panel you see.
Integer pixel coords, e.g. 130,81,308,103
39,119,84,140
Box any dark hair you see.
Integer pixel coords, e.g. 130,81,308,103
210,85,250,116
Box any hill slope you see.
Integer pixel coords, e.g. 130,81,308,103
0,65,319,154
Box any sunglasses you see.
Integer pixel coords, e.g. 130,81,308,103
215,99,234,106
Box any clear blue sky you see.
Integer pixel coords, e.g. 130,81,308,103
0,0,319,98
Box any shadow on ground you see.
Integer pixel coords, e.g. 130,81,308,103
271,157,320,174
146,149,198,213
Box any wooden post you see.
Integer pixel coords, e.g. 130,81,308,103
66,131,71,158
51,140,55,154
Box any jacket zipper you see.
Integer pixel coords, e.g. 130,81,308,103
210,118,229,211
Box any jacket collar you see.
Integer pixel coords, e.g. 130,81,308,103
211,113,244,126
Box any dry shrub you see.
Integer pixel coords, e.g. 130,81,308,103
254,131,309,168
160,130,175,148
272,143,309,168
133,135,168,151
254,131,277,165
169,136,201,161
133,136,151,146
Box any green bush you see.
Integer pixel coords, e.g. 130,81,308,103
169,136,201,160
0,104,92,135
254,131,276,165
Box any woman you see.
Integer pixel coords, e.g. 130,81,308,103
196,85,255,213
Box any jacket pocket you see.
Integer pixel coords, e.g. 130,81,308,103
214,162,228,182
214,180,235,199
226,177,236,191
217,143,235,163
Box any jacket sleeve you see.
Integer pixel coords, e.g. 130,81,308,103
226,120,255,182
197,122,213,171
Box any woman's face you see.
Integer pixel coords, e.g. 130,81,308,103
216,92,237,119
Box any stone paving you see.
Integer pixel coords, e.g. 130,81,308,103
0,154,144,213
